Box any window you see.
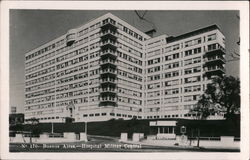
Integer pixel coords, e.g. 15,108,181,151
185,40,192,47
208,34,216,41
194,47,201,54
185,50,192,56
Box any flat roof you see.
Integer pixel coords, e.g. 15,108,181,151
166,24,221,43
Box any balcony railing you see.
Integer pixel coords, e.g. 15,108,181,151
100,97,117,102
204,47,226,57
204,66,225,72
100,49,117,56
101,30,117,36
101,40,117,46
100,59,117,65
204,56,226,66
101,87,117,92
100,69,117,74
100,78,116,83
101,21,117,30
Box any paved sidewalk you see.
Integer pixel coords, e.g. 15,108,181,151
120,139,240,151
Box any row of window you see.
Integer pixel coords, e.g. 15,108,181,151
184,85,202,93
147,75,201,89
78,21,101,37
26,59,55,74
164,62,179,70
26,66,55,80
56,63,88,78
146,114,197,119
25,102,54,111
165,79,179,87
164,33,216,54
118,96,142,105
184,95,199,102
147,49,162,58
118,60,143,74
56,80,88,92
147,91,160,98
185,47,202,56
117,32,143,50
164,97,179,104
117,78,142,90
26,95,55,105
120,24,145,41
26,51,55,68
56,98,89,107
26,81,55,93
56,87,98,100
26,43,56,61
165,53,180,61
56,55,88,70
56,72,88,85
118,87,142,97
147,82,160,90
148,66,161,73
26,73,55,86
184,56,201,66
147,84,202,98
26,88,55,99
147,40,163,49
165,88,179,95
184,66,202,75
56,47,88,63
117,69,142,82
185,38,202,48
83,112,142,119
117,51,143,66
117,42,143,58
165,44,180,52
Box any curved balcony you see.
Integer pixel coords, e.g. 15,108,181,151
100,87,117,96
100,68,117,74
100,59,117,68
204,47,226,57
100,40,117,51
203,56,225,67
101,21,117,31
66,29,77,46
204,66,225,78
100,77,116,87
100,49,117,60
101,30,117,41
99,97,117,107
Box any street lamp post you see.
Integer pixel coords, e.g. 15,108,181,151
85,120,87,135
51,122,54,134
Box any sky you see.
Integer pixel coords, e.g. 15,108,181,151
9,10,240,113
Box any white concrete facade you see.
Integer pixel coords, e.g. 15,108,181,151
24,13,226,122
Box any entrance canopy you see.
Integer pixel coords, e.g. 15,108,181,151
149,121,177,126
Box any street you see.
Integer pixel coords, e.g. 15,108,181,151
9,135,240,152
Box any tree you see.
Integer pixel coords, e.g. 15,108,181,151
205,76,240,119
189,75,240,147
25,117,39,144
191,75,240,120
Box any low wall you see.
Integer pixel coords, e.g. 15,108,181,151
144,135,240,149
10,132,87,144
188,136,239,148
157,133,176,140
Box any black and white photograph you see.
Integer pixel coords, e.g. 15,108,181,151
0,1,249,160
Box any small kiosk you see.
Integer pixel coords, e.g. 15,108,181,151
149,121,177,140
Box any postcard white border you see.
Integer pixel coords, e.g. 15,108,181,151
1,1,249,160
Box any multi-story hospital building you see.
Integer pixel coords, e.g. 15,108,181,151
24,13,226,122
